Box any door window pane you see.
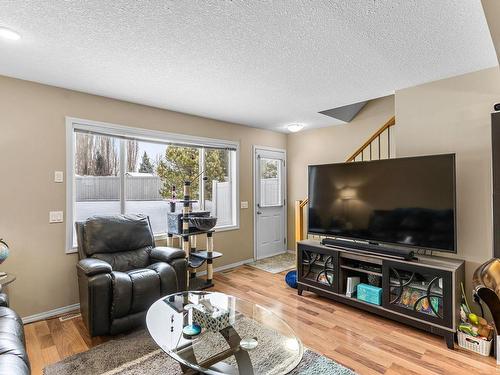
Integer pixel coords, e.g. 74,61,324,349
259,157,282,207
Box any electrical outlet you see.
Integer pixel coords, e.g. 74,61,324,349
240,201,249,209
49,211,64,223
54,171,64,183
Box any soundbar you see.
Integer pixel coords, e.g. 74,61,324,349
320,238,415,261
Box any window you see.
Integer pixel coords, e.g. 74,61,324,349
66,118,239,252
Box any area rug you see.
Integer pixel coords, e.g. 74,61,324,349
248,252,296,274
43,329,356,375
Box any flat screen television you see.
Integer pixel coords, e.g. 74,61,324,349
308,154,456,253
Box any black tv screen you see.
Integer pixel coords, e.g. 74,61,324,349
308,154,456,252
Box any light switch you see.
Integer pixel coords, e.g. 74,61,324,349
54,171,64,183
240,201,249,209
49,211,64,223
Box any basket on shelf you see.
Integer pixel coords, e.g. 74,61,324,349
457,331,492,356
189,216,217,231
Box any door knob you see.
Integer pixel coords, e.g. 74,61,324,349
257,211,263,215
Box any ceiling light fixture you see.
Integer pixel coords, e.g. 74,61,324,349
0,27,21,41
287,123,305,133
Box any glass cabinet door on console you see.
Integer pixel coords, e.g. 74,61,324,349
382,261,453,328
298,245,339,293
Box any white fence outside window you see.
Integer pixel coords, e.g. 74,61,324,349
212,181,232,227
76,175,162,201
75,175,277,231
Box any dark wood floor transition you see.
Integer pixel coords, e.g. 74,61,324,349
25,265,497,374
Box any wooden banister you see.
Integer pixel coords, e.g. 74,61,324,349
345,115,395,162
294,200,304,247
294,115,396,250
294,198,309,248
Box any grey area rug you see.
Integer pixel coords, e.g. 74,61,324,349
248,252,296,274
44,330,356,375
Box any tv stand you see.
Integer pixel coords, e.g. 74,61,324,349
297,240,464,349
321,237,415,260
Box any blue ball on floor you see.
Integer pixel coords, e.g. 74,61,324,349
285,270,298,289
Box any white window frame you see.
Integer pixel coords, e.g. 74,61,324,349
65,117,240,254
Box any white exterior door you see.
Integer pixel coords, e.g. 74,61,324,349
254,147,286,260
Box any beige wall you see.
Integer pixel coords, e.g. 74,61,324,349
395,66,500,299
0,75,286,318
482,0,500,65
395,67,500,263
286,95,395,246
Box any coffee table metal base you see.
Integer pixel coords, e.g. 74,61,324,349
178,325,254,375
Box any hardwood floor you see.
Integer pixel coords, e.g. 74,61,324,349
25,265,497,374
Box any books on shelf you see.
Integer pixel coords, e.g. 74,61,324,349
317,272,333,285
392,286,440,316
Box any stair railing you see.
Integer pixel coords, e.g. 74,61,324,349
294,115,396,249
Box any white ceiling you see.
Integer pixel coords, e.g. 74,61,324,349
0,1,497,133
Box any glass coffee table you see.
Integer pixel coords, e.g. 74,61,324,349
146,291,303,374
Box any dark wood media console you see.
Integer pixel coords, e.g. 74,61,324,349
297,240,465,348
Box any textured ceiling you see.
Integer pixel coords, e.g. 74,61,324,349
0,1,497,133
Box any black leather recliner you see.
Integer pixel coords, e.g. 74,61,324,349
76,214,187,337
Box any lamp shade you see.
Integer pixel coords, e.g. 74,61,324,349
340,187,357,200
0,240,9,265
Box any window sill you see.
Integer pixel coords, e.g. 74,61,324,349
67,226,240,253
214,224,240,232
154,233,170,241
67,247,77,254
67,225,240,254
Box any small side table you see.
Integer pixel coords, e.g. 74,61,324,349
0,273,16,287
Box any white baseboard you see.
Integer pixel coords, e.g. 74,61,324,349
21,259,254,324
22,303,80,324
196,258,254,276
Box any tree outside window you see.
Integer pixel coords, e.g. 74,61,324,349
75,133,119,176
157,146,200,199
204,149,229,202
139,151,154,173
156,146,228,201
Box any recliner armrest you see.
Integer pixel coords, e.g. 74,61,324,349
77,258,112,276
150,247,186,263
